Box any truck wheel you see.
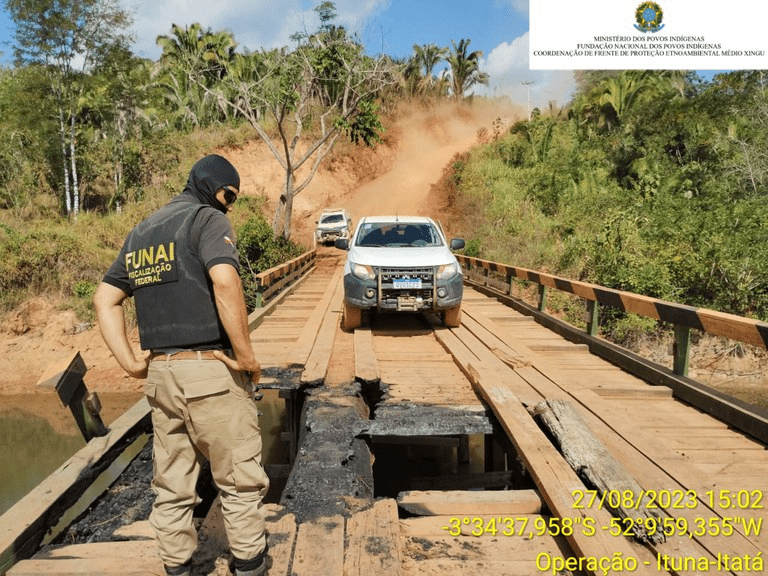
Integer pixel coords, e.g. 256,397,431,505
443,305,462,328
341,301,362,331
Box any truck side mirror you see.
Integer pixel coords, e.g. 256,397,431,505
335,238,349,250
450,238,465,251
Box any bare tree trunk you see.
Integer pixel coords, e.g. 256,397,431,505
69,111,79,219
272,170,295,239
57,101,71,216
283,186,294,240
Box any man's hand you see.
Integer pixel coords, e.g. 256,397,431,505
209,263,262,387
94,282,150,380
127,354,151,379
213,350,261,385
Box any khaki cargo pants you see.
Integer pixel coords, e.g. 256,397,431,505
145,353,269,568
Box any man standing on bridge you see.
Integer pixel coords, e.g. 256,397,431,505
93,154,269,576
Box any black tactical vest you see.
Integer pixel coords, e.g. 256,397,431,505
124,198,230,350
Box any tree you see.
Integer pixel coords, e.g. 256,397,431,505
0,65,56,212
84,46,156,207
189,2,393,240
5,0,133,218
410,43,448,98
153,23,238,128
446,38,488,99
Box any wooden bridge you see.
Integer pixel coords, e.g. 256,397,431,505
1,248,766,576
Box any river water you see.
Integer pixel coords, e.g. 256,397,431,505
0,390,288,516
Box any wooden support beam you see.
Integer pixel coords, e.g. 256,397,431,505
586,299,599,336
37,352,107,442
673,324,691,376
410,470,516,491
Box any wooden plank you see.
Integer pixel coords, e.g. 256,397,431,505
112,521,154,540
591,387,673,398
0,399,152,575
432,326,659,575
344,499,401,576
301,271,344,385
289,268,342,368
27,541,159,560
397,489,543,516
463,304,767,566
291,515,344,576
6,557,163,576
400,515,574,574
532,399,663,544
354,327,380,383
263,505,297,576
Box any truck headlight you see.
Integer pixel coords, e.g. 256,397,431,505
436,262,460,280
351,263,375,280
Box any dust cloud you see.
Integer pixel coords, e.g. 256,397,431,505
289,101,522,245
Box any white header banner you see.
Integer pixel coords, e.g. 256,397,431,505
529,0,768,69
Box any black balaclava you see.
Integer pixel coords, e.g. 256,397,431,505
181,154,240,214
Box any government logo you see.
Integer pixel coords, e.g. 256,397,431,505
635,1,664,33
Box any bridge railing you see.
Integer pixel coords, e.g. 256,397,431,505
252,249,317,308
456,254,768,377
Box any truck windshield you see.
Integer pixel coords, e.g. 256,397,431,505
356,223,441,247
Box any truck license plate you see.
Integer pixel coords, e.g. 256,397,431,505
393,279,421,289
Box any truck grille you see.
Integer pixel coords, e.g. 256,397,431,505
380,267,434,283
378,267,435,307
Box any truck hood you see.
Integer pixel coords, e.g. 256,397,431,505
347,245,458,268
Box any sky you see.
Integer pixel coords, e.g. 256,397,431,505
0,0,728,109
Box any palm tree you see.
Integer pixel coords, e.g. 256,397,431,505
597,70,685,129
412,43,448,96
153,23,237,127
446,38,489,99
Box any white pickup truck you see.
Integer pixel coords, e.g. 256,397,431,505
335,215,465,331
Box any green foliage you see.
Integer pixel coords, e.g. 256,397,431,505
235,210,305,311
602,312,659,348
462,238,481,258
449,70,768,325
337,98,384,146
446,39,488,99
0,221,90,310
